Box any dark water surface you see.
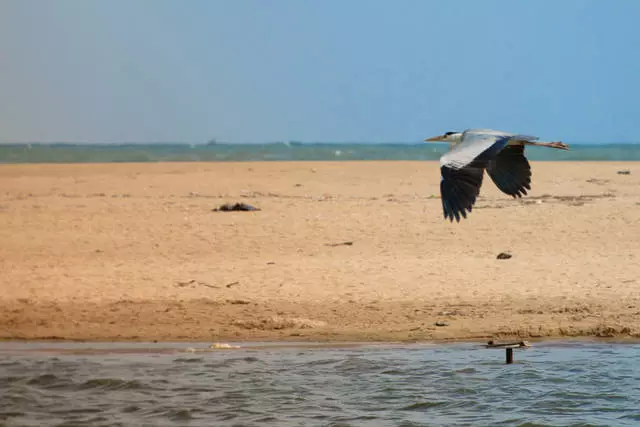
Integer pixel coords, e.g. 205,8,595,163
1,341,639,426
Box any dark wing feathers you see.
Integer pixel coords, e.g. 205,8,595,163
486,145,531,198
440,160,484,222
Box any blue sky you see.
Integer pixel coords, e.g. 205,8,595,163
1,0,639,143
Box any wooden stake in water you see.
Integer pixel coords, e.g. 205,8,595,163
506,348,514,364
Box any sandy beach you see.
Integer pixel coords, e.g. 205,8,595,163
1,161,639,342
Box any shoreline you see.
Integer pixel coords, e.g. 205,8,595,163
2,161,639,342
2,298,639,342
2,334,640,346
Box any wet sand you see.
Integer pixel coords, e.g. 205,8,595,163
1,161,639,342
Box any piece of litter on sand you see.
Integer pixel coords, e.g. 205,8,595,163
325,241,353,247
435,321,449,327
176,280,195,287
617,170,631,175
213,203,260,212
496,252,512,260
176,279,218,289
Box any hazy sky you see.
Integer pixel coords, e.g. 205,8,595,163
1,0,639,143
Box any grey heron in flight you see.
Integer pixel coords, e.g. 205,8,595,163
425,129,569,222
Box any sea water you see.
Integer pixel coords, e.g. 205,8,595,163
1,142,640,163
1,341,639,426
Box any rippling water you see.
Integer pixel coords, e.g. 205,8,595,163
1,341,639,426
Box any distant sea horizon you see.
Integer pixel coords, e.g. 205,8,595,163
2,141,640,163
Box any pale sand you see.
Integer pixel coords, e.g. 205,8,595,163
1,161,639,342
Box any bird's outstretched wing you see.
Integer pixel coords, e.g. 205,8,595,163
439,158,485,222
486,145,531,198
439,129,513,222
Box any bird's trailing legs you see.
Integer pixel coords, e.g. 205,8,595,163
524,140,569,150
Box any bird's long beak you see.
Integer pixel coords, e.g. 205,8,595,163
424,135,442,142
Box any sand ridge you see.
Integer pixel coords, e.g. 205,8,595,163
1,161,639,341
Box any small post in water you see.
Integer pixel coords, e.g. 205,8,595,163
506,348,514,364
486,340,529,364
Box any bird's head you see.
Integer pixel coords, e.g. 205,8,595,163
424,131,463,143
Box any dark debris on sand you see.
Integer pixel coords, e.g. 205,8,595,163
325,241,354,247
213,203,260,212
